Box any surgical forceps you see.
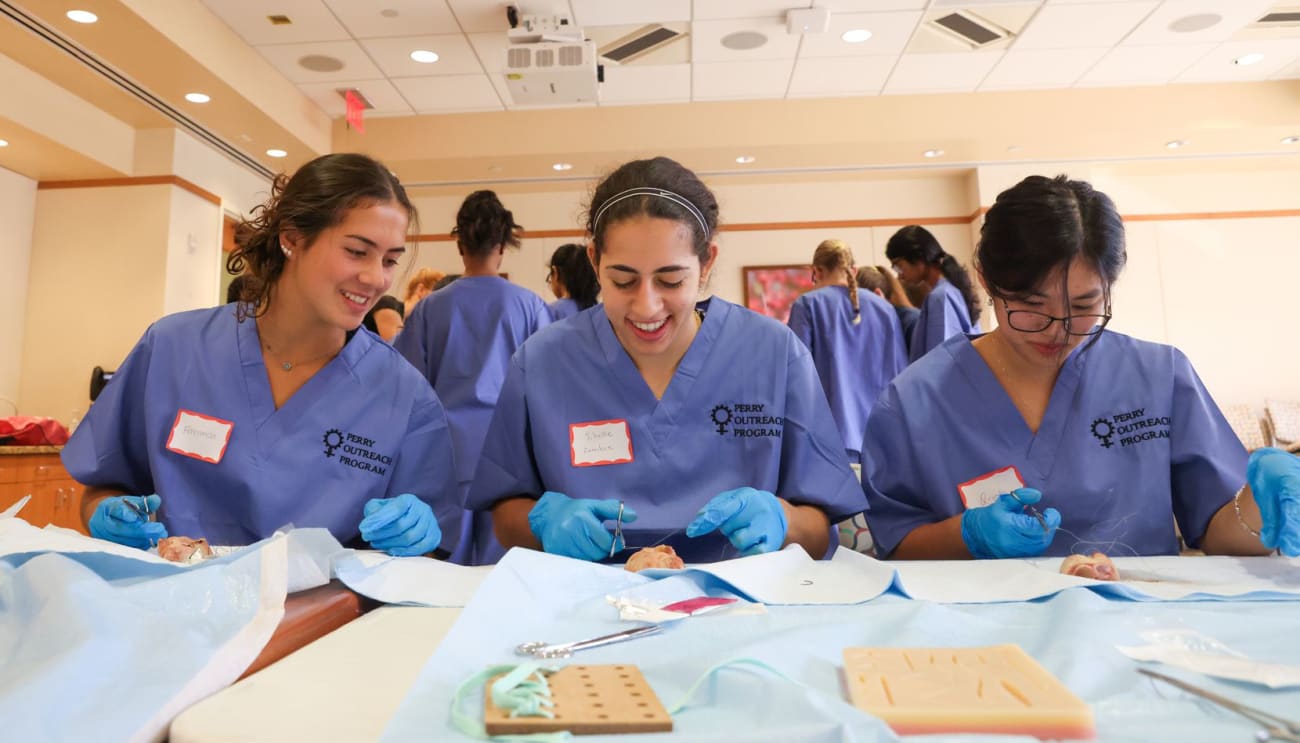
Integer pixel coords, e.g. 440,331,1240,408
1008,489,1049,533
516,625,662,659
121,496,159,548
1139,668,1300,742
608,500,625,559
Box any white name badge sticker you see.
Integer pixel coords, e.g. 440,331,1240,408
165,409,234,464
957,465,1025,509
570,419,633,467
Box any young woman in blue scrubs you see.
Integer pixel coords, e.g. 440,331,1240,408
469,157,864,563
788,239,907,462
862,175,1300,559
886,225,981,362
64,153,455,556
546,242,600,321
394,190,551,565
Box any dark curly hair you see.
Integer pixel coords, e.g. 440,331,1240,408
585,156,718,265
885,224,981,326
453,190,522,258
549,243,599,310
225,153,417,319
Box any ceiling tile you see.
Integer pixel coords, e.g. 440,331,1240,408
692,0,803,22
883,51,1004,93
692,19,801,63
1014,2,1157,50
200,0,349,45
297,78,413,117
256,40,384,83
598,64,691,105
981,47,1108,89
692,59,794,100
360,34,483,77
391,74,503,113
324,0,460,38
821,0,927,10
445,0,522,33
798,11,923,59
1273,57,1300,79
1176,38,1300,83
571,0,690,26
467,32,510,72
1076,43,1216,86
788,56,895,97
1123,0,1277,46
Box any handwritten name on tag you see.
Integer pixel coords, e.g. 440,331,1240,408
165,409,233,464
957,465,1025,508
570,419,633,467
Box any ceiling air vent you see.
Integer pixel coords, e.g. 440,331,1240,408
599,25,686,64
1256,8,1300,25
928,10,1011,48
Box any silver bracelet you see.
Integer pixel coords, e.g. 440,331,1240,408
1232,485,1261,538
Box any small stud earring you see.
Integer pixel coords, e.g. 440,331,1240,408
987,297,994,306
281,243,292,257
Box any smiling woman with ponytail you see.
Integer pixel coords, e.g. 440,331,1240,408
787,239,908,461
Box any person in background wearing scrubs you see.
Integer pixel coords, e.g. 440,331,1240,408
546,242,600,321
861,174,1300,560
362,294,404,342
403,267,444,317
886,225,981,362
64,153,457,557
788,240,906,463
394,190,551,565
469,156,864,564
857,265,919,355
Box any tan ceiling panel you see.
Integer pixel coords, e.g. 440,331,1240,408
1123,0,1277,46
1077,43,1217,87
359,34,483,77
692,59,795,100
255,39,385,83
1014,2,1158,50
787,56,895,98
297,78,414,117
599,64,692,105
391,74,504,113
199,0,350,45
324,0,460,38
691,19,800,63
796,11,925,59
570,0,690,27
981,47,1109,90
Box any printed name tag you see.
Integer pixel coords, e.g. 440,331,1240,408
166,409,234,464
957,465,1025,509
570,419,633,467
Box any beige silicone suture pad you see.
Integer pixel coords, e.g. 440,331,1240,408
842,644,1095,740
484,664,673,736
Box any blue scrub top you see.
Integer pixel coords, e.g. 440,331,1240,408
62,304,460,549
394,275,551,564
861,331,1245,558
895,306,920,355
549,297,580,321
469,297,864,563
788,286,907,461
910,277,977,362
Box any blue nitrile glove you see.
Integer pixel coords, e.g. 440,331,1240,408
89,494,169,550
685,487,788,557
359,493,442,556
960,487,1061,559
1247,447,1300,556
528,491,638,561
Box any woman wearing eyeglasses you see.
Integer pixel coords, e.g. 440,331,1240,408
860,174,1298,560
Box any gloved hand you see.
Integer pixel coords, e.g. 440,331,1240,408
89,494,169,550
685,487,788,557
960,487,1061,559
359,493,441,556
528,491,638,561
1247,447,1300,556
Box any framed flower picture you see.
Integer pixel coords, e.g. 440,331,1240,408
742,264,814,324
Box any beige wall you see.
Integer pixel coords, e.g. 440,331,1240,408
0,166,36,414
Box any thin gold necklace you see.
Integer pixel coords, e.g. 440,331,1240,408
262,341,341,372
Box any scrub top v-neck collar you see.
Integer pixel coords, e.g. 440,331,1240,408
951,333,1086,481
236,316,367,452
592,298,722,450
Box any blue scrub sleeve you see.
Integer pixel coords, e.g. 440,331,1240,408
392,299,431,380
787,298,814,352
1169,350,1247,548
467,354,543,512
774,343,863,525
61,327,158,496
859,396,941,557
387,394,463,555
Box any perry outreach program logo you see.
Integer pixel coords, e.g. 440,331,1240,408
322,427,391,475
1090,407,1171,449
709,402,783,438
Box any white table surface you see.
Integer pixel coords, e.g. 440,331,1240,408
170,606,461,742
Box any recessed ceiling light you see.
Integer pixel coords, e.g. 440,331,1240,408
735,155,755,164
720,30,768,51
0,139,8,148
185,92,211,104
66,10,98,23
1165,140,1187,149
841,29,872,43
1168,13,1221,33
552,162,573,171
923,149,944,158
410,50,439,64
1233,52,1264,66
266,149,288,158
1282,136,1300,145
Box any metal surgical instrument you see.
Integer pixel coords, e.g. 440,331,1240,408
608,500,625,559
516,625,662,660
1008,490,1049,533
1139,668,1300,742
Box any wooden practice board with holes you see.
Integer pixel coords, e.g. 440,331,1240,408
484,664,672,735
842,644,1095,740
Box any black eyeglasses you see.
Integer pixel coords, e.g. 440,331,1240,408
1003,300,1111,336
